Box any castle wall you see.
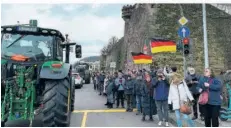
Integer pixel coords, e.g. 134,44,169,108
122,4,231,74
102,4,231,74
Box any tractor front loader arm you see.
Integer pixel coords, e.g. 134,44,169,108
1,65,36,123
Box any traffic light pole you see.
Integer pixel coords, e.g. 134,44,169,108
183,43,187,78
178,4,187,78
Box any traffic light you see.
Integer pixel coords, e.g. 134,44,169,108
75,44,82,58
182,38,190,55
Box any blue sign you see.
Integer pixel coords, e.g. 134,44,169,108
178,26,190,38
17,26,38,32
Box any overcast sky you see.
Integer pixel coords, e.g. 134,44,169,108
1,4,125,63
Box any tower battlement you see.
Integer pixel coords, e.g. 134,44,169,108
121,4,134,20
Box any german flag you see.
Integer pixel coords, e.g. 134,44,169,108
131,52,152,64
150,39,176,53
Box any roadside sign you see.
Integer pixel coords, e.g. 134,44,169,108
178,16,188,26
110,62,116,68
178,26,190,38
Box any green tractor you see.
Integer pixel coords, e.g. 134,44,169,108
1,21,81,126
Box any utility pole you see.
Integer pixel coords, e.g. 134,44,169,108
202,3,209,68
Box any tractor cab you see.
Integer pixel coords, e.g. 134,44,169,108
1,24,79,63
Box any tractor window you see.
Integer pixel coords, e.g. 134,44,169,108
19,40,51,57
56,38,63,61
1,33,54,61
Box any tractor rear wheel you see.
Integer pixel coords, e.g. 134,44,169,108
85,78,90,84
42,79,71,127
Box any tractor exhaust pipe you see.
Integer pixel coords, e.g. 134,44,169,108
64,34,76,64
65,34,70,63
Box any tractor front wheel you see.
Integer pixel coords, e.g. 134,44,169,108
71,84,75,112
42,79,71,127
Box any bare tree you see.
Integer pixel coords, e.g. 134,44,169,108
107,36,119,52
101,45,108,56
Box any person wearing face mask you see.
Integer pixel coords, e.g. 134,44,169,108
140,71,157,121
185,67,203,120
197,68,222,127
115,71,126,108
124,75,134,112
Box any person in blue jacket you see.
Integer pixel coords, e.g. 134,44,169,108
197,68,222,127
152,69,170,126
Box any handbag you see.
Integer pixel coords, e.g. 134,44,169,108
198,90,209,105
198,79,213,105
177,82,192,115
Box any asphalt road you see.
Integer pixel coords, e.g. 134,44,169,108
70,83,175,127
4,83,175,127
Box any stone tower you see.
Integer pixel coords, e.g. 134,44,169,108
121,4,134,70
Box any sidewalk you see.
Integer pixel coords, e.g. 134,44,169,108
168,111,231,127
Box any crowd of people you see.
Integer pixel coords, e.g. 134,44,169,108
91,66,225,127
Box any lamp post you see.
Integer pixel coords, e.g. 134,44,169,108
202,3,209,68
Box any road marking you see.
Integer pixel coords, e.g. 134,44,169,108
81,112,88,127
73,109,137,113
76,109,138,127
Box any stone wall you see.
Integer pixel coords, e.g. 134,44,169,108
102,37,124,71
101,4,231,75
121,4,231,75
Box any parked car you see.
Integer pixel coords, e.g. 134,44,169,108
72,73,84,89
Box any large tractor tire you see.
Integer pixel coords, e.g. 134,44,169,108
42,79,71,127
71,85,75,112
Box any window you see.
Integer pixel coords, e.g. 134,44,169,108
56,38,63,60
1,33,53,61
